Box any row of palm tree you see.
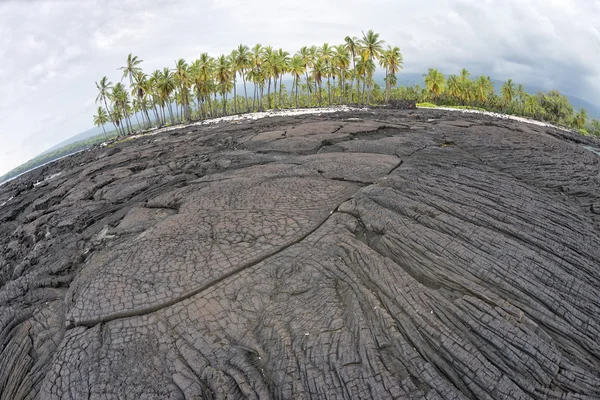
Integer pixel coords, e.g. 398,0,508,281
94,30,404,136
416,68,589,129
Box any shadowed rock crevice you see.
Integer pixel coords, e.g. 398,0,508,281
1,109,599,399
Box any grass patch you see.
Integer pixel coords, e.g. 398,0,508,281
417,102,437,108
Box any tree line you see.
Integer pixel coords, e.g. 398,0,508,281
94,30,402,137
93,30,598,138
409,68,596,134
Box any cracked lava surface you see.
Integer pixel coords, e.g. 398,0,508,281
1,109,600,399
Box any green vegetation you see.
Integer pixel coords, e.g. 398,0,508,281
93,30,404,135
402,71,595,133
91,30,593,137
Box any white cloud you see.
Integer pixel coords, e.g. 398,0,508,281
0,0,599,175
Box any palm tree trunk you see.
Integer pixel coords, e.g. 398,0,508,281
318,83,322,106
101,124,108,141
273,76,278,109
233,75,238,115
222,93,227,116
168,103,175,125
350,56,356,104
267,78,272,109
242,72,250,113
279,75,283,108
134,112,141,132
102,98,118,134
362,80,366,104
339,75,343,105
294,76,299,108
327,75,331,105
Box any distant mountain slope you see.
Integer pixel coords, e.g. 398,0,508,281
40,125,107,155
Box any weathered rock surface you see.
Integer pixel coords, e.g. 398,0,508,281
1,109,599,399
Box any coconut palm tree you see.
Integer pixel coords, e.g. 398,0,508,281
233,44,251,112
332,45,350,104
297,46,315,102
380,46,403,103
111,82,132,134
149,69,166,125
276,49,290,108
575,108,588,129
93,106,110,140
95,76,119,133
215,55,231,115
458,68,471,105
132,71,152,128
516,84,526,105
358,30,384,103
289,55,304,108
158,67,176,125
312,59,325,106
318,43,334,105
119,54,143,88
446,75,461,103
344,36,359,103
174,59,192,121
424,68,445,103
474,75,493,105
501,79,516,108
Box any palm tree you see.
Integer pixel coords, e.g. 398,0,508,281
344,36,359,103
119,54,143,87
132,71,152,128
358,30,384,103
149,69,166,125
501,79,516,109
174,59,192,121
312,59,325,106
95,76,118,134
93,106,110,140
446,75,461,103
215,55,231,115
111,82,132,134
458,68,471,105
250,44,266,110
474,75,493,105
359,30,384,62
289,55,305,108
424,68,445,103
297,47,312,85
318,43,334,105
158,67,176,125
380,46,403,103
332,45,350,104
516,84,526,105
234,44,251,112
575,108,588,129
276,49,290,108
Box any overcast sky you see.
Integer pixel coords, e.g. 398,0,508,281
1,0,599,176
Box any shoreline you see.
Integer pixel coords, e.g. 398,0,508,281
1,105,594,187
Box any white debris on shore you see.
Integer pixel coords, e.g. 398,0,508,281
133,106,364,139
428,106,573,132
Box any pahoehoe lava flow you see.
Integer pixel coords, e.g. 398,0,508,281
1,108,600,399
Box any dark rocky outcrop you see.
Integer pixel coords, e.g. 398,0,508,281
1,109,599,399
388,99,416,109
